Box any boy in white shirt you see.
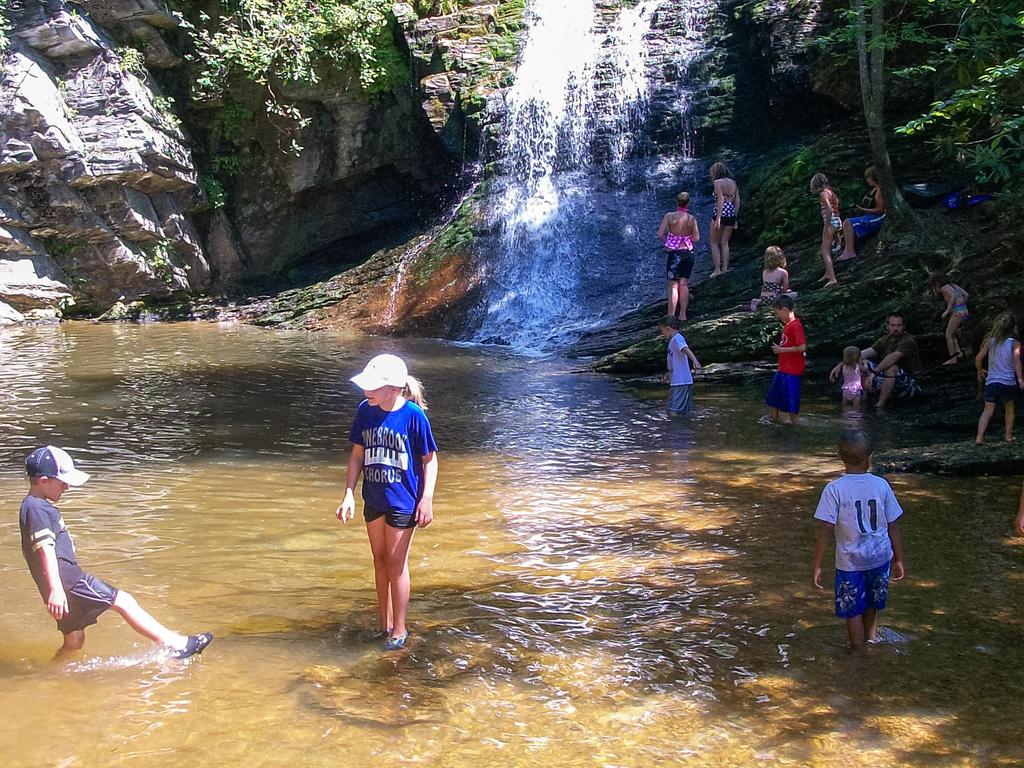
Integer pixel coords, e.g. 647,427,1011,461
813,430,906,652
658,316,702,415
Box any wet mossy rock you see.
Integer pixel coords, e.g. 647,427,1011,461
580,124,1024,379
875,441,1024,476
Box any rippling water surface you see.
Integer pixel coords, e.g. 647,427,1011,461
1,323,1021,767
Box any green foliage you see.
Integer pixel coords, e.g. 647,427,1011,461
179,1,409,101
896,8,1023,208
152,95,183,132
411,0,459,17
212,154,242,177
0,10,12,54
48,238,87,259
200,175,228,209
144,240,177,286
116,46,145,74
819,0,1024,209
215,101,255,144
744,143,865,248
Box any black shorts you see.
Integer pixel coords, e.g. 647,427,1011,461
363,506,417,529
58,574,118,634
718,216,736,228
665,250,694,281
984,382,1019,404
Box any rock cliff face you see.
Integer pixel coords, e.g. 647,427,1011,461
1,0,209,315
0,0,523,318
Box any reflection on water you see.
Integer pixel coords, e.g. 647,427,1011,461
0,323,1022,767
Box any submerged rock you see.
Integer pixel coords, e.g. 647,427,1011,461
297,663,448,727
0,299,26,324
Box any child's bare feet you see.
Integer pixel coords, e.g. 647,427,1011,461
943,353,962,366
823,280,839,288
1006,435,1016,443
836,252,857,261
975,438,984,445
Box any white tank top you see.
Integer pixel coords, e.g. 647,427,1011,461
987,337,1017,385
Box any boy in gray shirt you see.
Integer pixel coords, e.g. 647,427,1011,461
19,446,212,660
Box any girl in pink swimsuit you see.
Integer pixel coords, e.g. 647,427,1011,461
657,191,700,321
829,346,870,409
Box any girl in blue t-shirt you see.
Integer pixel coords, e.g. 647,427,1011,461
337,354,439,650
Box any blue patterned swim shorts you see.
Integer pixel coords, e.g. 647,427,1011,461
834,562,890,618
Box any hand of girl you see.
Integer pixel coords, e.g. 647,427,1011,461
415,497,434,528
336,490,355,524
941,310,949,319
47,588,69,620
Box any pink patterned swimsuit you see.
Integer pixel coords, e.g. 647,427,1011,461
665,232,694,251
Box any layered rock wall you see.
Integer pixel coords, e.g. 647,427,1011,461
0,0,524,317
1,1,212,315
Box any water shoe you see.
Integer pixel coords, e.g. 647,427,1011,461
384,632,408,651
171,632,214,660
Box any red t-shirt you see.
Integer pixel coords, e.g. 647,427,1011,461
777,317,806,375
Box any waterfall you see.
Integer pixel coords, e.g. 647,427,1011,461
601,0,664,177
472,0,705,352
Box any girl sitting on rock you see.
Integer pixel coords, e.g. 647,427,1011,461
750,245,795,311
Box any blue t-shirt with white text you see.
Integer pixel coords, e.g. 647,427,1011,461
349,400,438,513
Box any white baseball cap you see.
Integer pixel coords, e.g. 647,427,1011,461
25,446,91,486
350,354,409,391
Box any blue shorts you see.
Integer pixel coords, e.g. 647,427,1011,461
984,382,1019,404
849,213,886,239
835,562,890,618
866,361,922,400
668,383,693,414
766,372,801,414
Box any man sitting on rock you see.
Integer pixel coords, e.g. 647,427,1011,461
861,312,923,410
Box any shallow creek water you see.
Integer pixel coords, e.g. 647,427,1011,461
0,323,1021,767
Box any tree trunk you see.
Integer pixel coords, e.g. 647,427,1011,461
854,0,908,220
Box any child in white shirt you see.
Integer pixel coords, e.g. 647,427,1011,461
658,316,702,415
813,430,906,652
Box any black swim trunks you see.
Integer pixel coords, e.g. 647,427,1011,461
57,573,119,634
665,250,694,281
718,215,737,227
363,505,417,529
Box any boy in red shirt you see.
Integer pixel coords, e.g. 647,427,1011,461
765,295,806,425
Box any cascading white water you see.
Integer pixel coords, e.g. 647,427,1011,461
473,0,601,350
473,0,708,352
602,0,665,175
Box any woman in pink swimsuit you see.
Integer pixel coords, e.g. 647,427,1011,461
657,192,700,321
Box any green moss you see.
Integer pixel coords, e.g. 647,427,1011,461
488,36,517,62
461,90,487,115
743,137,870,249
48,238,88,258
407,187,492,286
496,0,526,33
